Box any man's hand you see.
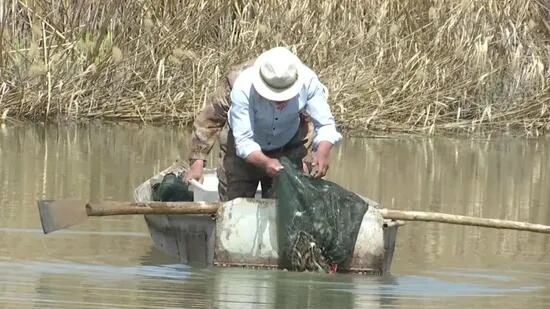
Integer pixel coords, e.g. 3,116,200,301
264,158,284,178
246,151,284,178
184,159,204,183
302,161,310,175
311,141,333,178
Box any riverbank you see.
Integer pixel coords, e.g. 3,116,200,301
1,1,549,135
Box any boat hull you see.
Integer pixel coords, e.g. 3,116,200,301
135,163,403,274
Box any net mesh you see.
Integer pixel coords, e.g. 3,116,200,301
275,157,368,273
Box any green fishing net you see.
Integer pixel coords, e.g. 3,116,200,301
151,172,194,202
275,157,368,273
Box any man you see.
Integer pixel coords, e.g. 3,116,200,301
223,47,341,200
184,57,313,191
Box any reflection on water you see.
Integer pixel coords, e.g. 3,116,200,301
0,123,549,308
0,258,546,308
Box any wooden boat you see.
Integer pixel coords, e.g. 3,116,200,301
134,162,404,275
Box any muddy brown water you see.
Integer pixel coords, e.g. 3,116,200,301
0,123,548,308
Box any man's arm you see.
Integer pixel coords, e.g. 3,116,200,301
189,99,228,162
185,60,256,182
185,84,230,182
228,85,261,157
304,75,342,178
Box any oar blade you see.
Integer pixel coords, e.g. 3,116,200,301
37,199,88,234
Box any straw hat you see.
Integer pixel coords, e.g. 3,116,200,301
252,47,304,101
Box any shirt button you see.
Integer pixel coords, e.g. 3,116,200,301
272,127,275,130
267,142,271,145
275,117,278,120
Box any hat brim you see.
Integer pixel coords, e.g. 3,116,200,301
251,57,304,102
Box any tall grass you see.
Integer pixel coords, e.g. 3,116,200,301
1,0,549,135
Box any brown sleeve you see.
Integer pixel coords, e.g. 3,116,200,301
188,59,256,162
188,81,231,162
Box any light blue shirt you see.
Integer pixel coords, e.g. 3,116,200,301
228,64,342,159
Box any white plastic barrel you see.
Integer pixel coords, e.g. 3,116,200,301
189,173,262,202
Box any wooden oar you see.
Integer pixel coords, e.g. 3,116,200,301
37,199,550,234
37,200,221,234
377,209,550,234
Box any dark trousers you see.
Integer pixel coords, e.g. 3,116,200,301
217,126,308,201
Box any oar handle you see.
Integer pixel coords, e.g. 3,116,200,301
86,201,221,216
84,201,550,234
379,209,550,234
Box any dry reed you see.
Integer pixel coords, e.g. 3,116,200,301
1,0,549,135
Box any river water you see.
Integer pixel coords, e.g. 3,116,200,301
0,123,548,308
